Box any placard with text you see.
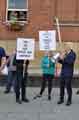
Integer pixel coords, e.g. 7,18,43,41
16,38,35,60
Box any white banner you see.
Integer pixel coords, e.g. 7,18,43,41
39,30,56,51
16,38,35,60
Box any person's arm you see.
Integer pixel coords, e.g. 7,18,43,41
5,55,11,65
0,57,6,72
63,52,76,65
0,48,6,72
25,60,29,73
1,54,12,70
57,53,65,64
58,58,63,64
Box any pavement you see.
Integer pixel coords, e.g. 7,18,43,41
0,87,79,120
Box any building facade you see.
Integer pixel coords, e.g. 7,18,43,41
0,0,79,68
0,0,79,41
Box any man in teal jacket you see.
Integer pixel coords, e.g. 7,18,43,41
34,51,55,100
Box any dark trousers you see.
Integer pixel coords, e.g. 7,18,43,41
40,74,54,96
59,76,72,102
6,71,16,92
15,69,27,100
22,73,28,99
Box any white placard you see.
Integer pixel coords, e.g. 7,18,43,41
16,38,35,60
39,30,56,51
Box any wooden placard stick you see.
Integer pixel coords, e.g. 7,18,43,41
55,17,62,44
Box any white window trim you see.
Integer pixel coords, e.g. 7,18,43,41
8,9,28,11
6,0,28,23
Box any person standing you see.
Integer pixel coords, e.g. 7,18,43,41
34,51,55,100
4,50,16,93
15,58,29,104
57,44,76,106
10,11,18,24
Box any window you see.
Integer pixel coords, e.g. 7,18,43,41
6,0,28,23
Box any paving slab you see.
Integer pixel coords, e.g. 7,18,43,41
0,87,79,120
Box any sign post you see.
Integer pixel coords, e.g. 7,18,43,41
54,17,62,77
55,17,62,44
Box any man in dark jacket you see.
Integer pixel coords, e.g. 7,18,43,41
57,44,76,106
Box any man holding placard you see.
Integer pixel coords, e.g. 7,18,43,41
33,30,56,100
33,51,55,100
15,38,35,104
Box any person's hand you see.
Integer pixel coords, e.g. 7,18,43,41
0,67,2,74
59,52,65,60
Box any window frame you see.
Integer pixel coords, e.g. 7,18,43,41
6,0,28,23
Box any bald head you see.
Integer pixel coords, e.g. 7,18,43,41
63,42,73,53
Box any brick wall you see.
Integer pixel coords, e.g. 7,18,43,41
0,0,79,42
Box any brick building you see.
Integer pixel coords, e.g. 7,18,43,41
0,0,79,67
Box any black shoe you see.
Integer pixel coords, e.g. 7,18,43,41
33,94,42,99
22,98,29,103
48,96,51,100
4,90,10,94
76,90,79,95
16,99,22,104
66,101,72,106
57,100,64,104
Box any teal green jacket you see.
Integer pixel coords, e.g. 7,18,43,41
41,56,55,75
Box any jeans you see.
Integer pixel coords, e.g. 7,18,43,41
6,71,16,92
